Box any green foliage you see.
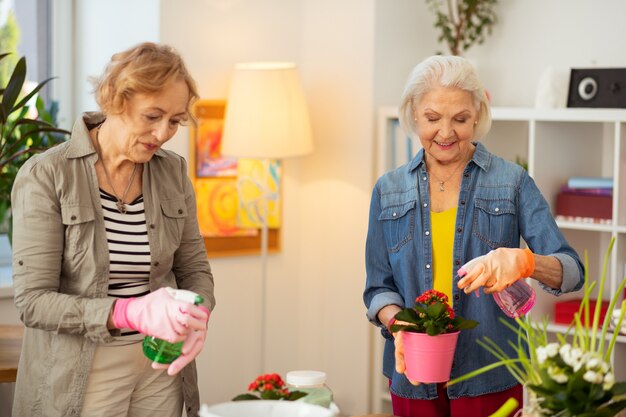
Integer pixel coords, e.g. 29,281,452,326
0,53,70,236
449,238,626,416
390,289,478,336
426,0,498,56
0,1,20,86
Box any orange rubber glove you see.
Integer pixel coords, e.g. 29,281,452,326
457,248,535,294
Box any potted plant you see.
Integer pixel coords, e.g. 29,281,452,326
0,53,70,239
232,373,308,402
390,289,478,383
449,238,626,416
426,0,499,56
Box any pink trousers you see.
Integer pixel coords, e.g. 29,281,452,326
389,381,523,417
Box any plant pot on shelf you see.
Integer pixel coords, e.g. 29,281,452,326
402,331,459,383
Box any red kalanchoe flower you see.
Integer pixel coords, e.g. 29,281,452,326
416,289,449,305
234,373,309,402
393,289,478,336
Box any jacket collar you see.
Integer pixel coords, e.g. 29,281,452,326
64,112,167,159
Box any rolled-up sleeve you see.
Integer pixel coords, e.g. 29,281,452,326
364,183,403,330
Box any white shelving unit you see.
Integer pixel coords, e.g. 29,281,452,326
370,106,626,414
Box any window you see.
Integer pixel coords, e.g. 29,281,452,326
0,0,53,290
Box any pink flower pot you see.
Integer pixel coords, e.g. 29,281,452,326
402,331,459,383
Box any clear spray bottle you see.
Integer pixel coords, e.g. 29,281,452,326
459,255,536,319
142,289,204,364
492,279,536,318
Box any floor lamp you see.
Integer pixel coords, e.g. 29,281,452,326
221,62,314,373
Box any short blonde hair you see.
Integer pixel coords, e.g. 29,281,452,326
92,42,199,117
398,55,491,141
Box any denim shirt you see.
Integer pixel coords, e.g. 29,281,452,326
364,142,584,400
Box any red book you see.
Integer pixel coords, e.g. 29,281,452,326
555,192,612,220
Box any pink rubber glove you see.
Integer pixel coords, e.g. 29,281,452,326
457,248,535,294
112,287,209,343
153,306,210,376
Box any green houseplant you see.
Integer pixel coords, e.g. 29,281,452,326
390,289,478,383
449,239,626,416
426,0,498,56
0,53,70,237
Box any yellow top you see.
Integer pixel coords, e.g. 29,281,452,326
431,207,457,303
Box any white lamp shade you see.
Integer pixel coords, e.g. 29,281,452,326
221,62,314,159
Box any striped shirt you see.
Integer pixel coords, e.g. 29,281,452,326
100,189,151,341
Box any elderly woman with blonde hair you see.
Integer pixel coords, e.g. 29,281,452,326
11,42,215,417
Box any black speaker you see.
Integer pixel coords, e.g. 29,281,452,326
567,68,626,108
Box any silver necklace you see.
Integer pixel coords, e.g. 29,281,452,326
428,159,466,192
95,126,138,214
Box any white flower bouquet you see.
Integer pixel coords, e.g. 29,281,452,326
449,238,626,417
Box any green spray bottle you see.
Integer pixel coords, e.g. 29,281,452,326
142,289,204,364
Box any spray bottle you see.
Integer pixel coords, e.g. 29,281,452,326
459,255,536,319
142,289,204,364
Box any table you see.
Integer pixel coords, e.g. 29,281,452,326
0,324,23,383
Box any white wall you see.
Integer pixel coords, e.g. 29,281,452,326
374,0,626,109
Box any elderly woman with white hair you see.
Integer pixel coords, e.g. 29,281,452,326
363,55,584,417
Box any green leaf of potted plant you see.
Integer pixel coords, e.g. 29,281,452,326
0,53,70,239
391,289,478,383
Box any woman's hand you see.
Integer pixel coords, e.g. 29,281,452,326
393,330,421,386
153,306,210,376
112,287,209,342
457,248,535,294
378,305,421,385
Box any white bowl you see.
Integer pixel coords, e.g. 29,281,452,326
199,400,339,417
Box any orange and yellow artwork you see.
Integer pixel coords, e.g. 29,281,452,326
236,159,281,229
195,117,238,177
194,178,257,237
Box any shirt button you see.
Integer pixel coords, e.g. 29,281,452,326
460,201,466,205
425,264,431,269
392,212,397,217
423,203,428,207
18,260,23,266
455,260,461,265
423,176,427,181
425,231,430,236
70,215,76,221
495,207,500,212
154,262,160,267
150,224,156,229
178,209,183,214
464,173,469,178
454,294,460,301
457,227,462,233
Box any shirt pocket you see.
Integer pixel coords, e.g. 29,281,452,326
160,198,188,248
378,200,415,253
61,204,96,256
472,198,516,249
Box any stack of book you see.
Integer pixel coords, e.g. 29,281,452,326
555,177,613,223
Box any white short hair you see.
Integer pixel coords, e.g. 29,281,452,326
398,55,491,141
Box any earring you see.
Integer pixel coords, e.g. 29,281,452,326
474,120,478,125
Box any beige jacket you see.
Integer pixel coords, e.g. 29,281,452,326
11,113,215,417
